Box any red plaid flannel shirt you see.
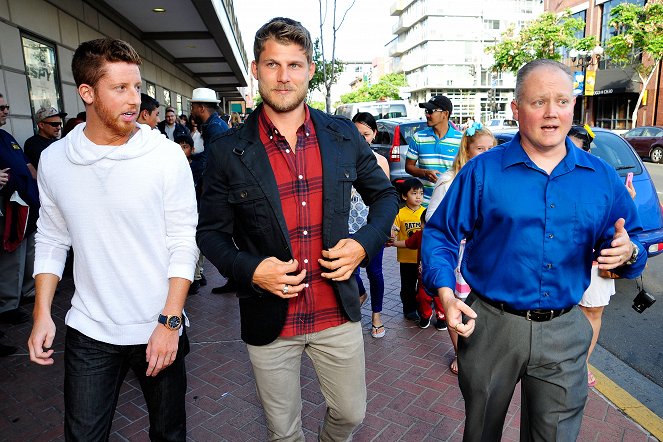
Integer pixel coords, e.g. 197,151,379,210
258,107,346,337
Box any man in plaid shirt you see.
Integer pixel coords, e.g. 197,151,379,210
197,17,397,441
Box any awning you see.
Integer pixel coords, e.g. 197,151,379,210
591,67,641,96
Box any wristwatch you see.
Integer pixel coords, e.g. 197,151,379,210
158,314,182,330
625,241,639,265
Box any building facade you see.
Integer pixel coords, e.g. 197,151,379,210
387,0,543,125
0,0,249,144
545,0,662,130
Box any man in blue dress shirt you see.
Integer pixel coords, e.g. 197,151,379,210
422,59,646,440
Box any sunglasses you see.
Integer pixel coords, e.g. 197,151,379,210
0,105,9,111
424,108,447,115
42,121,62,128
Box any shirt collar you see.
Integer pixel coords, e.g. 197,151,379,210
502,132,596,173
258,105,313,140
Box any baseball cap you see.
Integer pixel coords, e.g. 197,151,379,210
419,95,453,115
35,107,67,123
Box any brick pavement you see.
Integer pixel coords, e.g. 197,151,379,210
0,247,657,441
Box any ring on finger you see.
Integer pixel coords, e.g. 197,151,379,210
454,322,461,332
282,284,290,295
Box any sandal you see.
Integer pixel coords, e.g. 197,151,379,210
371,324,385,338
449,356,458,375
588,370,596,388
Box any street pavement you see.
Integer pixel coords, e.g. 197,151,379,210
0,247,658,441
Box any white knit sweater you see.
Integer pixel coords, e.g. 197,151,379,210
34,123,199,345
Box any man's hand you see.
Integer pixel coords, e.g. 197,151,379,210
28,314,56,365
438,287,477,338
597,218,633,270
145,325,180,377
252,257,306,298
421,169,440,183
319,238,366,281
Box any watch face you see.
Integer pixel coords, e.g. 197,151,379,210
167,316,181,329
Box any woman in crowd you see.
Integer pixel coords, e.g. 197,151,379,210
350,112,390,338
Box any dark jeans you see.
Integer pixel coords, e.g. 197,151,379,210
399,263,418,315
354,245,385,313
64,326,189,442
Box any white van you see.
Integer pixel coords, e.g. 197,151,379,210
334,100,409,120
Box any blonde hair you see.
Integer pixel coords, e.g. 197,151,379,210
452,127,497,174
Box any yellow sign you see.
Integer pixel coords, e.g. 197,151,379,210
585,70,596,96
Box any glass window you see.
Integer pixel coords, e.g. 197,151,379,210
176,94,182,115
163,89,171,107
625,128,644,137
21,34,62,124
601,0,645,45
146,82,156,99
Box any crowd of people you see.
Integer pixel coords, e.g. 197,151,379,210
0,14,649,442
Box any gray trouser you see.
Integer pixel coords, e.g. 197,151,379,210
459,293,593,442
0,231,35,313
247,321,366,442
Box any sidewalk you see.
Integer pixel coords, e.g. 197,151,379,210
0,247,657,441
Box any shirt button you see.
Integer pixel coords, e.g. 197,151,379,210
305,283,310,288
298,175,304,179
306,132,310,137
302,201,306,206
550,203,555,208
547,263,553,269
285,149,290,153
548,234,554,239
303,230,308,235
304,259,309,264
543,292,549,297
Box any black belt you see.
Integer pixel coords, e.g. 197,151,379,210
476,293,573,322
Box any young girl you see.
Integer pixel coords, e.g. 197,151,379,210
426,122,497,375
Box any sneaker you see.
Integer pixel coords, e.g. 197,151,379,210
418,316,431,329
404,311,420,321
435,317,447,331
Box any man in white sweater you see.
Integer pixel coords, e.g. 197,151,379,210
27,38,198,441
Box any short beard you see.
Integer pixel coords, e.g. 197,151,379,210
258,82,308,113
95,96,135,139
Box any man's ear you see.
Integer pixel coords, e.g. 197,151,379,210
78,84,94,106
251,60,258,80
511,99,519,121
308,62,316,81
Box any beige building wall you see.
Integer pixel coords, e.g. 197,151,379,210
0,0,200,144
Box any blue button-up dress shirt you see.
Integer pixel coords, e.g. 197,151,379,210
422,133,646,310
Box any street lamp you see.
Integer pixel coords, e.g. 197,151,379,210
569,45,604,123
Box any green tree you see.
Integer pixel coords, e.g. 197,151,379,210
307,100,327,111
604,1,663,128
486,10,596,73
340,73,407,103
309,39,344,94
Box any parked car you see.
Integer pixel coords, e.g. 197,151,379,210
486,118,518,131
622,126,663,164
491,127,663,258
335,100,409,120
371,117,427,188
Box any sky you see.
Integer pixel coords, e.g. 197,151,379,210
232,0,395,62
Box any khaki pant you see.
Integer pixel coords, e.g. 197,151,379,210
247,321,366,442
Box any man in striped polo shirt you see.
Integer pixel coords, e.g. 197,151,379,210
405,95,462,206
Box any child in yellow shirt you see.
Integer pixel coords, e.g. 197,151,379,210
391,178,424,320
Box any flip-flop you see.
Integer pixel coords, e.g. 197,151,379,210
371,324,385,338
588,370,596,388
449,356,458,375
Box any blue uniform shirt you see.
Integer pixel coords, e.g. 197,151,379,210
422,133,646,310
